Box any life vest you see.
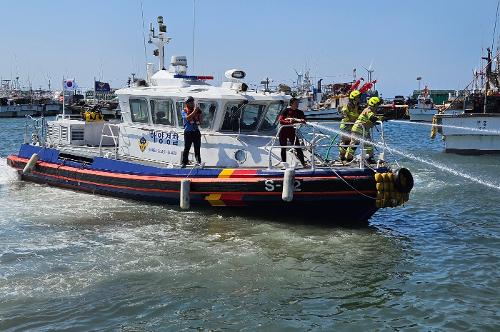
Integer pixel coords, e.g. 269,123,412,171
184,107,201,125
85,111,104,122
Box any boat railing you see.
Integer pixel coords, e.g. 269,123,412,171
24,115,47,147
266,122,370,170
99,123,120,159
55,114,81,121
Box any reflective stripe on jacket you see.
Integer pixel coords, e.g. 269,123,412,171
352,106,379,134
340,102,360,130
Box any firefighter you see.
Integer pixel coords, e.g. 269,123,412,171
345,96,383,164
339,90,361,161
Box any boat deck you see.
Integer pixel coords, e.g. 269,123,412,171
53,144,358,170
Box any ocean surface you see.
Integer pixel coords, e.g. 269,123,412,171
0,117,499,331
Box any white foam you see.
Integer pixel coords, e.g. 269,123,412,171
0,157,19,185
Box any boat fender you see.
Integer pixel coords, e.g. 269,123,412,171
180,179,191,210
22,153,39,175
282,168,295,202
394,168,414,194
430,116,438,139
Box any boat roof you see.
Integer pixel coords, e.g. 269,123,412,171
116,70,289,103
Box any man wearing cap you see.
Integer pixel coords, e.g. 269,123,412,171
181,96,202,168
278,97,307,167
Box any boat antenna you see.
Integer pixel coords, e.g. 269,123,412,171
140,0,148,66
149,16,171,70
492,0,500,51
192,0,196,72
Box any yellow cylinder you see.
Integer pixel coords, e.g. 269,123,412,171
376,183,384,191
383,173,391,182
375,173,384,183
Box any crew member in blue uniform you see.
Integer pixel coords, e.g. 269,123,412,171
181,96,202,168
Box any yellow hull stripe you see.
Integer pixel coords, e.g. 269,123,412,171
218,169,235,178
205,193,226,206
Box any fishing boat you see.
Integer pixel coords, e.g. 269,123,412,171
408,87,439,122
408,87,462,122
433,48,500,154
6,16,414,222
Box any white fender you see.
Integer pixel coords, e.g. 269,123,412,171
282,168,295,202
22,153,40,175
180,179,191,210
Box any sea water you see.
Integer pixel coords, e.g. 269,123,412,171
0,118,499,331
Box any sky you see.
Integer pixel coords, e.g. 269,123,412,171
0,0,498,97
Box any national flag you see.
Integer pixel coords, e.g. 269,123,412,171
63,79,78,91
94,81,111,93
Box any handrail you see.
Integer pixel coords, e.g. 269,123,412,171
24,115,47,147
99,123,120,159
266,121,371,170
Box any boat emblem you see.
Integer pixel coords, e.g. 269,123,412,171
138,136,148,152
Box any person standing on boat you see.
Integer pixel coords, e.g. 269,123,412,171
345,96,383,164
339,90,361,161
278,97,307,167
181,96,202,168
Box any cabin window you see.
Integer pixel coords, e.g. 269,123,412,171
221,102,243,131
129,98,149,124
259,103,283,131
240,104,266,132
197,101,217,129
150,99,175,126
175,102,184,128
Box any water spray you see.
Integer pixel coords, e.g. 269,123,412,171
390,120,500,135
307,123,500,192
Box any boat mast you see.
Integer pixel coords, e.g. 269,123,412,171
149,16,171,71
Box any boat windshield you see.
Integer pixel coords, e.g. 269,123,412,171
130,98,149,124
221,102,242,131
197,100,217,129
175,100,216,129
240,104,266,132
150,99,176,126
221,102,267,132
259,103,283,132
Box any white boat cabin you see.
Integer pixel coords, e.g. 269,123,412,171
115,68,291,168
45,66,299,169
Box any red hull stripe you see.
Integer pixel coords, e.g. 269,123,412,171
19,169,375,197
9,155,373,182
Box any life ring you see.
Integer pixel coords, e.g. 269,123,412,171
394,168,414,194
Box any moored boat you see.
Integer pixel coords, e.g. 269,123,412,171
434,49,500,154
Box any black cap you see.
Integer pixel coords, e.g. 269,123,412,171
184,96,194,103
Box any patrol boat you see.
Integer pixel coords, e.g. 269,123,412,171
6,16,413,222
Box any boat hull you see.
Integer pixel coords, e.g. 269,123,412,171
440,113,500,154
7,144,382,222
304,108,343,121
409,108,461,122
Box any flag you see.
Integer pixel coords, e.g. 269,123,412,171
94,81,111,93
63,79,78,91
